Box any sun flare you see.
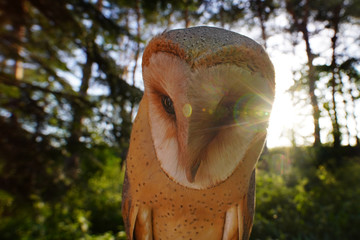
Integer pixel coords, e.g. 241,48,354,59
267,92,297,148
266,50,307,148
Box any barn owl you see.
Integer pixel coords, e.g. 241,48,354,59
122,26,275,240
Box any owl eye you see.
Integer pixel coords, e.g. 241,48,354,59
161,95,175,115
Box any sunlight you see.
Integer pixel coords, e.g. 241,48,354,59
266,50,310,148
267,90,297,148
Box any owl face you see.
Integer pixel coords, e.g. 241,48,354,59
141,27,275,190
143,53,273,189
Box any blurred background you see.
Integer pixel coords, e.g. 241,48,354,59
0,0,359,239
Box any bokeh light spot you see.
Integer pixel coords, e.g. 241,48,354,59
182,103,192,118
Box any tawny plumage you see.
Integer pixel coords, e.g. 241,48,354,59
122,26,275,240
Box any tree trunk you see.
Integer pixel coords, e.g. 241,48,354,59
184,1,190,28
348,77,360,146
255,0,268,48
286,0,322,146
295,0,321,146
65,0,101,178
130,0,141,120
66,43,93,179
301,24,321,146
329,4,342,147
13,0,26,81
340,79,352,145
10,0,26,126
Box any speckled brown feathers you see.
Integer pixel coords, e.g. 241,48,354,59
122,98,265,239
142,26,275,84
122,26,275,240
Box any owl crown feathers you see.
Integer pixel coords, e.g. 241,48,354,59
142,26,275,86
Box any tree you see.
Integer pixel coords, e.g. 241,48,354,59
0,0,142,237
285,0,322,146
248,0,278,48
309,0,360,147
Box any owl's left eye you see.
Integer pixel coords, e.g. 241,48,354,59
161,95,175,115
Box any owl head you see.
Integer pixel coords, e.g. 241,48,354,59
141,26,275,189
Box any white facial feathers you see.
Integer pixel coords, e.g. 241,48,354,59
143,53,191,186
143,52,272,189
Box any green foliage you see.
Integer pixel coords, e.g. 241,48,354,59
0,147,126,240
252,147,360,240
0,0,142,237
2,145,358,239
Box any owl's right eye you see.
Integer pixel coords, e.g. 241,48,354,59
161,95,175,116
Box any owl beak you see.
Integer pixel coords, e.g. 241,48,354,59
186,160,201,183
184,101,234,183
184,96,269,184
180,140,204,183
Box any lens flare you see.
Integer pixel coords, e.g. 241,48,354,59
233,93,271,132
182,103,192,118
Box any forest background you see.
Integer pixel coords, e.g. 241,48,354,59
0,0,360,239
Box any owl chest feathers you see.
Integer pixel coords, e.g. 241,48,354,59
122,96,260,239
